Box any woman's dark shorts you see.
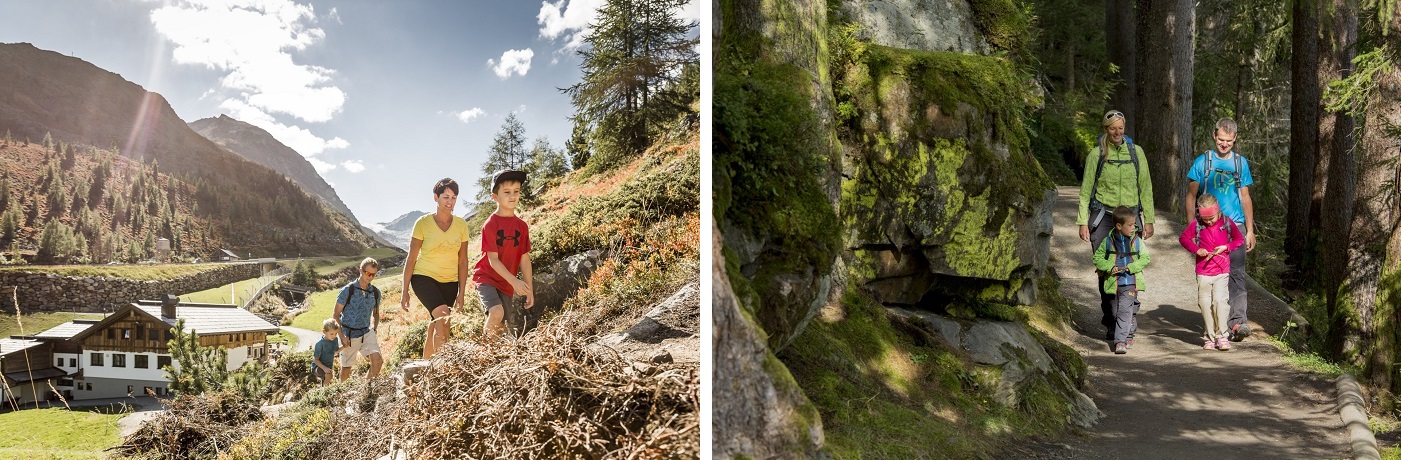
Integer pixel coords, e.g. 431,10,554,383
410,274,459,316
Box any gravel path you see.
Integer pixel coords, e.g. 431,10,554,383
1032,186,1348,459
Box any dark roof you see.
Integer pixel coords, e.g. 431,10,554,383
0,338,46,356
33,320,99,340
4,367,66,383
70,302,279,342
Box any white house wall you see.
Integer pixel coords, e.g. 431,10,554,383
82,350,168,382
54,352,80,375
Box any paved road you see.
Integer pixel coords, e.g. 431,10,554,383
280,325,321,352
1033,186,1347,459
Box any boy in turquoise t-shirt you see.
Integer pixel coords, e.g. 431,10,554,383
311,318,340,386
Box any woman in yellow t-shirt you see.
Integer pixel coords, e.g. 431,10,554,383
400,178,471,359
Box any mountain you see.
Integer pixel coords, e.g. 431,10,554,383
372,210,427,250
189,115,359,225
0,42,382,258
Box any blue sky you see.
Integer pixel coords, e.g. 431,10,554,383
0,0,699,228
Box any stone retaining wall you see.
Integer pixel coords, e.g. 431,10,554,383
0,263,264,313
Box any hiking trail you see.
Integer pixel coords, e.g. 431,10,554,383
1030,186,1348,459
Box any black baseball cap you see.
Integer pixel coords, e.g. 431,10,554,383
491,169,527,193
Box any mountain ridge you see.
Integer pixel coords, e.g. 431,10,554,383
189,114,360,225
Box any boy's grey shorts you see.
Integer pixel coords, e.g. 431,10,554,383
476,283,513,314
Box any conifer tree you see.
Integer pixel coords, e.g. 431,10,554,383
563,0,697,165
163,319,230,397
476,113,530,201
527,137,571,188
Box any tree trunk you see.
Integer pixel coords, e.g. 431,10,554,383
1321,0,1358,358
1360,11,1401,412
1134,0,1194,214
1285,0,1322,289
1107,1,1137,130
1354,62,1401,409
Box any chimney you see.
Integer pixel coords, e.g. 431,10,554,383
160,294,179,319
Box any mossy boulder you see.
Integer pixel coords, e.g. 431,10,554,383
712,225,825,458
715,0,846,351
837,45,1054,308
838,0,990,54
888,307,1102,428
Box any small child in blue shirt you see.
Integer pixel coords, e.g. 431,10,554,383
311,318,340,386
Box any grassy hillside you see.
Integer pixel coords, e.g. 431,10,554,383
0,311,103,337
0,262,233,280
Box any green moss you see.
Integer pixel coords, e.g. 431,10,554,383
967,0,1031,55
783,283,1078,458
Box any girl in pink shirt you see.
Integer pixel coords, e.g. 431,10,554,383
1178,193,1244,350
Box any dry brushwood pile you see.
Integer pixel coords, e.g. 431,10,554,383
379,321,699,459
110,389,263,459
111,319,699,460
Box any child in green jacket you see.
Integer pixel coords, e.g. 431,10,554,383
1094,206,1151,354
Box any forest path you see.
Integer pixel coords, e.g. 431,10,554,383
1032,186,1348,459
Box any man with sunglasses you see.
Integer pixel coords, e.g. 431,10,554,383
333,257,385,381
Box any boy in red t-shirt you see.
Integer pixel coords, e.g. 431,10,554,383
473,169,533,337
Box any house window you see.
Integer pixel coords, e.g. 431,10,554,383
157,356,171,370
85,383,92,391
112,354,126,368
70,358,76,368
106,329,114,340
148,329,159,341
135,355,149,369
127,385,133,395
56,358,63,367
91,353,104,366
122,329,131,340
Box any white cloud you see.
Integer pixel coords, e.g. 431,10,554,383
341,160,365,173
487,49,534,79
328,7,342,24
537,0,696,53
537,0,605,51
516,104,527,114
457,107,486,123
308,157,335,174
221,98,349,157
150,0,345,123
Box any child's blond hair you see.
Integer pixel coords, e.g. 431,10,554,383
1198,193,1220,211
322,318,341,332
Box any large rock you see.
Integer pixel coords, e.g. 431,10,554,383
713,224,825,459
839,46,1054,308
594,282,700,364
888,307,1102,428
840,0,990,53
504,250,602,336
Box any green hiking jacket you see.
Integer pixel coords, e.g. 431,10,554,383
1093,233,1150,294
1077,141,1156,226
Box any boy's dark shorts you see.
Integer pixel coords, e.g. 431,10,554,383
312,366,328,382
477,283,513,315
410,274,459,315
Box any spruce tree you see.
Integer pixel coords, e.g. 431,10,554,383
527,137,571,188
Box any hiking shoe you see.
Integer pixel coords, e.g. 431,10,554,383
1203,339,1217,350
1114,342,1128,354
1231,323,1252,341
1216,336,1232,351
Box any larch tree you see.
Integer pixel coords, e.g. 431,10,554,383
476,112,530,202
563,0,697,166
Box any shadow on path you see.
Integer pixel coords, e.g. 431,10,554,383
1020,186,1347,460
